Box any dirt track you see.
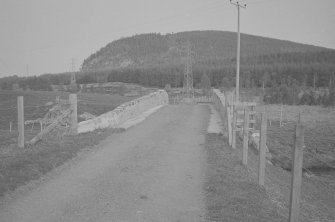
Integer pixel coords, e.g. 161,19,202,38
0,104,209,222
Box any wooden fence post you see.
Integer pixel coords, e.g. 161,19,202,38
289,123,304,222
242,109,249,165
18,96,24,148
69,94,78,135
227,104,232,146
258,113,267,186
280,103,283,127
232,106,237,149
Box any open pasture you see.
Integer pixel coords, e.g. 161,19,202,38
255,104,335,174
0,90,135,198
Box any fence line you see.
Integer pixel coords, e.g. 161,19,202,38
0,94,77,148
0,106,17,112
302,166,335,194
211,88,335,222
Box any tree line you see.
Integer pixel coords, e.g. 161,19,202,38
1,50,334,106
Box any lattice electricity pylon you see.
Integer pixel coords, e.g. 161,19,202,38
183,42,195,98
70,58,76,85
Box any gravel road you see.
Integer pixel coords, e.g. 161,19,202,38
0,104,209,222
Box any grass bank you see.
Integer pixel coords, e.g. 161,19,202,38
0,128,123,198
0,90,136,198
204,133,335,221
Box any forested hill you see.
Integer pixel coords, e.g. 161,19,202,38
1,30,334,94
82,30,329,71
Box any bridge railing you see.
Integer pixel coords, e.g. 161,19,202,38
77,90,169,133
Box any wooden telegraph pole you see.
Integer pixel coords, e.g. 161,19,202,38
230,0,246,102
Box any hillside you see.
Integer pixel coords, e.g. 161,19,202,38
1,30,334,92
81,30,329,71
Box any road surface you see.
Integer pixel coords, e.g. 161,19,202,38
0,104,209,222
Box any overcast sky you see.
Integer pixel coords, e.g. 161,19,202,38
0,0,334,77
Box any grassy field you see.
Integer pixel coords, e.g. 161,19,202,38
254,104,335,171
205,133,335,221
234,88,335,173
0,90,134,129
0,90,135,198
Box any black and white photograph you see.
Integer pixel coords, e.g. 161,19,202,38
0,0,335,221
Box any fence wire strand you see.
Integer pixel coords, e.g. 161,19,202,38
304,152,335,170
302,166,335,194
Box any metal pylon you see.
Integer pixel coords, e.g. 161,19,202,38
183,42,194,98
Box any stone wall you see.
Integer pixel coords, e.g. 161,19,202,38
77,90,169,134
212,89,226,121
212,89,234,139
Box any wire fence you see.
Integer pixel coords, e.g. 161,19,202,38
227,91,335,221
258,112,335,221
0,104,50,131
255,104,335,127
0,94,69,148
0,92,134,148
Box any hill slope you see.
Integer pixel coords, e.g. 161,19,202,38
82,30,328,71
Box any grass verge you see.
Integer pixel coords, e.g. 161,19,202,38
204,133,335,222
0,128,122,198
204,133,285,222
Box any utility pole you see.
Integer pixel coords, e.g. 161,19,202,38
230,0,246,102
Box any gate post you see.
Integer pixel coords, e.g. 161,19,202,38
242,109,249,165
69,94,78,135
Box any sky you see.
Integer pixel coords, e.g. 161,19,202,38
0,0,334,77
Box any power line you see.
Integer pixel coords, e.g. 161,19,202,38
0,106,17,112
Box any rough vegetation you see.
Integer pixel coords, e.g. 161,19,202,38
0,90,134,198
205,133,286,222
254,104,335,176
0,128,121,198
205,133,335,221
